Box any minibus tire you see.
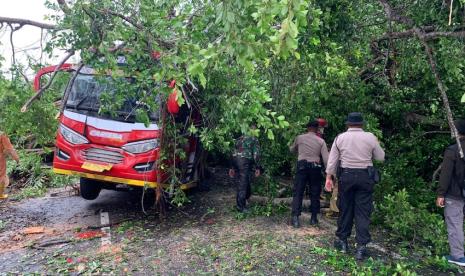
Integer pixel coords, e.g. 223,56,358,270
80,178,102,200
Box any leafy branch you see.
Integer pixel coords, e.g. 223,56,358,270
376,0,464,158
21,50,75,112
0,16,57,30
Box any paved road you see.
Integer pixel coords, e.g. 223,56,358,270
0,188,155,273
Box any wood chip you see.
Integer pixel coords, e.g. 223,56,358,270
23,226,45,235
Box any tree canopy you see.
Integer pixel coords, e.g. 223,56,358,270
2,0,465,260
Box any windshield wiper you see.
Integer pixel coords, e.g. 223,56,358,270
65,95,89,110
65,104,99,112
75,95,89,110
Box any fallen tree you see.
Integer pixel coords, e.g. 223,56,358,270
248,195,330,209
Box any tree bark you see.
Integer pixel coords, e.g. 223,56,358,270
414,28,464,158
0,16,57,30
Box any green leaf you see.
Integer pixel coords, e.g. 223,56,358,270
188,62,203,75
267,129,275,140
176,89,185,106
227,11,235,23
288,20,298,38
199,73,207,88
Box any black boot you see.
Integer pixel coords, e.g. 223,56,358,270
291,216,301,228
236,206,250,214
334,239,349,253
310,213,318,225
355,245,368,260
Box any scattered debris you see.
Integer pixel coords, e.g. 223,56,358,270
86,218,131,230
49,185,80,198
76,263,86,273
249,195,329,209
33,238,72,249
75,230,105,240
205,218,215,225
22,226,45,235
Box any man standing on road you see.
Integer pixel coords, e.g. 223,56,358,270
0,131,20,200
229,125,261,213
437,119,465,267
325,112,385,260
316,118,328,139
290,120,328,228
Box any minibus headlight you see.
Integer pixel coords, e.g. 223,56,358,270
59,124,89,145
122,139,159,154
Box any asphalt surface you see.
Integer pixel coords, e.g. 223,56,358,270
0,188,150,273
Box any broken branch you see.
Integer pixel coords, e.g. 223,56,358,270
376,0,464,158
60,63,85,113
9,25,16,67
0,16,57,30
56,0,71,15
33,238,72,249
98,9,176,50
21,50,75,112
376,29,465,42
432,164,442,184
449,0,454,26
414,28,464,158
248,195,330,209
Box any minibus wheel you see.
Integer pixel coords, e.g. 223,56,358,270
80,178,102,200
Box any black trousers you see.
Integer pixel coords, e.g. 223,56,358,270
291,160,322,216
336,168,374,245
233,157,253,210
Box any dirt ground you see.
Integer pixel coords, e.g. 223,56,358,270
0,168,461,275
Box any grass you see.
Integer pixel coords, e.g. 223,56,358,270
310,246,443,276
8,153,78,200
186,231,321,275
11,174,77,200
45,253,113,274
0,220,7,232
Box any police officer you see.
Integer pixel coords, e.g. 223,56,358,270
290,120,328,227
325,112,385,260
229,126,261,213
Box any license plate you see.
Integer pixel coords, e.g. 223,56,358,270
81,162,113,172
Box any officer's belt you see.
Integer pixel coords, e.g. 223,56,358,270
297,160,321,168
341,168,368,173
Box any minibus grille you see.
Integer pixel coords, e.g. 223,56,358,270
83,148,124,164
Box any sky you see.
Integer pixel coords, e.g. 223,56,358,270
0,0,71,75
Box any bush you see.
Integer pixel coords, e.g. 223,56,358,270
0,75,66,147
375,189,448,255
7,150,77,200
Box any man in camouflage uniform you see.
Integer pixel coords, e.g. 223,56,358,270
229,130,261,213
